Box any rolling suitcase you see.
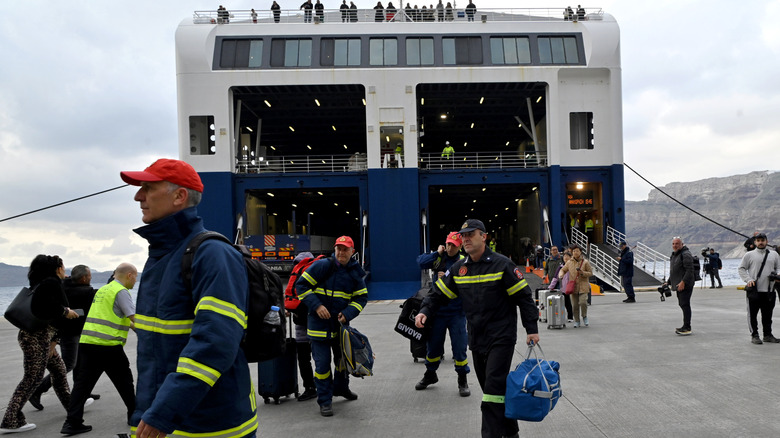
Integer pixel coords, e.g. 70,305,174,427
546,292,566,329
257,320,299,404
537,289,553,323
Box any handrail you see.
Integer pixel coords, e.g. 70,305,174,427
605,225,669,282
193,8,604,25
588,243,621,290
570,227,588,252
420,152,547,170
236,153,366,173
605,226,625,249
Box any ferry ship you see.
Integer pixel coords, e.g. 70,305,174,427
175,6,625,298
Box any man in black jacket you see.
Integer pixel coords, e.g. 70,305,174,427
666,237,695,335
707,248,723,288
617,241,635,302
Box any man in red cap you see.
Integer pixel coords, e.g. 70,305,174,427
295,235,368,417
414,232,470,396
120,159,257,438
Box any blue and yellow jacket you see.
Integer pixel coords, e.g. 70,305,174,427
296,255,368,341
131,207,257,438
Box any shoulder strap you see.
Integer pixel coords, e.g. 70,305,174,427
181,231,232,291
756,250,770,282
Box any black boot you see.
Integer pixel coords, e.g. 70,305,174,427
457,373,470,397
415,371,438,390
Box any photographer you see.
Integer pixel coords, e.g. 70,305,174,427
707,248,723,288
666,237,695,336
738,233,780,344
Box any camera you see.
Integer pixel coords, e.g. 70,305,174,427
769,271,780,282
657,284,672,301
701,247,710,256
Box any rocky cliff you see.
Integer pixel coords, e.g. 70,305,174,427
626,171,780,258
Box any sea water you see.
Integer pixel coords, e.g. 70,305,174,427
0,259,759,315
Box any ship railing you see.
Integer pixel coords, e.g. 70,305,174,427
193,8,603,25
419,152,546,170
605,225,669,282
570,226,588,251
605,225,625,249
588,243,622,291
236,153,366,173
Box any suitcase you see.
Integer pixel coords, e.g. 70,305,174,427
546,292,566,329
537,289,554,323
257,333,299,404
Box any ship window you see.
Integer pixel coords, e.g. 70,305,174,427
490,37,531,65
321,38,361,66
369,38,398,66
248,40,263,68
406,38,434,65
189,116,216,155
442,37,482,65
271,39,312,67
570,112,594,150
538,36,579,64
220,39,263,68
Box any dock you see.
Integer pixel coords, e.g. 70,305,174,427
2,286,779,437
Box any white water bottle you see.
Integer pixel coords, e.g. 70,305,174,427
263,305,281,326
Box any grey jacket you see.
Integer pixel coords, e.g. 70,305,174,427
738,247,780,293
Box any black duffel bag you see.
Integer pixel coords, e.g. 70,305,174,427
394,288,431,342
4,286,50,332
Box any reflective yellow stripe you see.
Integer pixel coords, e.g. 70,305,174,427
302,271,317,285
453,272,503,285
315,370,331,380
352,287,368,296
307,329,337,339
195,296,247,329
349,302,363,312
298,289,314,299
426,355,442,363
435,278,458,299
132,416,259,438
455,358,469,366
250,381,256,411
482,394,505,403
135,314,193,335
507,279,529,296
177,357,222,387
311,288,353,300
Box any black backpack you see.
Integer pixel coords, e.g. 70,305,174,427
689,252,702,282
182,231,286,363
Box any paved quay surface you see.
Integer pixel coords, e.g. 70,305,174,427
2,285,779,437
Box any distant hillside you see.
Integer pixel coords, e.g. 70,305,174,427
626,171,780,258
0,263,114,287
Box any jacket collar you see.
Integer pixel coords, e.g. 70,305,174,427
134,207,205,258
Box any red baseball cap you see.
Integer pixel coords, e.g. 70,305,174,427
446,232,463,247
120,158,204,193
334,236,354,248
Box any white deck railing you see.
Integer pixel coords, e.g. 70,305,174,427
588,243,621,290
419,152,546,170
606,225,669,282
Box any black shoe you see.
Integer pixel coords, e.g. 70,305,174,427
709,286,715,289
752,336,763,344
298,387,317,401
716,285,723,288
333,388,358,401
28,391,43,411
763,334,780,343
415,371,438,390
320,404,333,417
457,374,470,397
89,394,100,401
623,298,635,303
60,421,93,435
675,327,692,336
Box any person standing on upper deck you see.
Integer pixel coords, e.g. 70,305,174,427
271,1,281,22
374,2,385,21
301,0,314,22
436,0,444,21
349,1,358,21
340,0,349,21
445,2,453,20
315,0,325,21
465,1,476,21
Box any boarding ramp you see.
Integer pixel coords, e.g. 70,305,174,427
587,243,622,290
606,225,669,283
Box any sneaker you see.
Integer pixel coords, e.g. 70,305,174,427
415,371,438,390
675,327,692,336
298,387,317,402
573,321,580,328
333,388,358,401
60,422,92,435
583,317,589,327
623,298,636,303
752,336,763,345
28,391,43,411
763,334,780,343
84,397,95,408
0,423,36,433
319,404,333,417
457,374,470,397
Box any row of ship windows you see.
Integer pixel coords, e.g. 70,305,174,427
217,35,581,69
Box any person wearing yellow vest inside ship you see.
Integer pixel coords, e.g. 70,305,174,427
441,141,454,159
60,263,138,436
584,215,594,241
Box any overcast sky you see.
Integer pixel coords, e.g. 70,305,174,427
0,1,777,272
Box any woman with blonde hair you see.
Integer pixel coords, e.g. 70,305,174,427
558,245,592,327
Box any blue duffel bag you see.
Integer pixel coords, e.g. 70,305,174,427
505,343,561,422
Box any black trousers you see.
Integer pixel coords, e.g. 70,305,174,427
676,287,693,328
747,292,776,337
66,343,135,425
473,343,517,438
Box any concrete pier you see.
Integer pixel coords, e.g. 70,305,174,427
2,287,779,437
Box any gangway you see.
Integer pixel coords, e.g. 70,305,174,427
606,226,669,282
